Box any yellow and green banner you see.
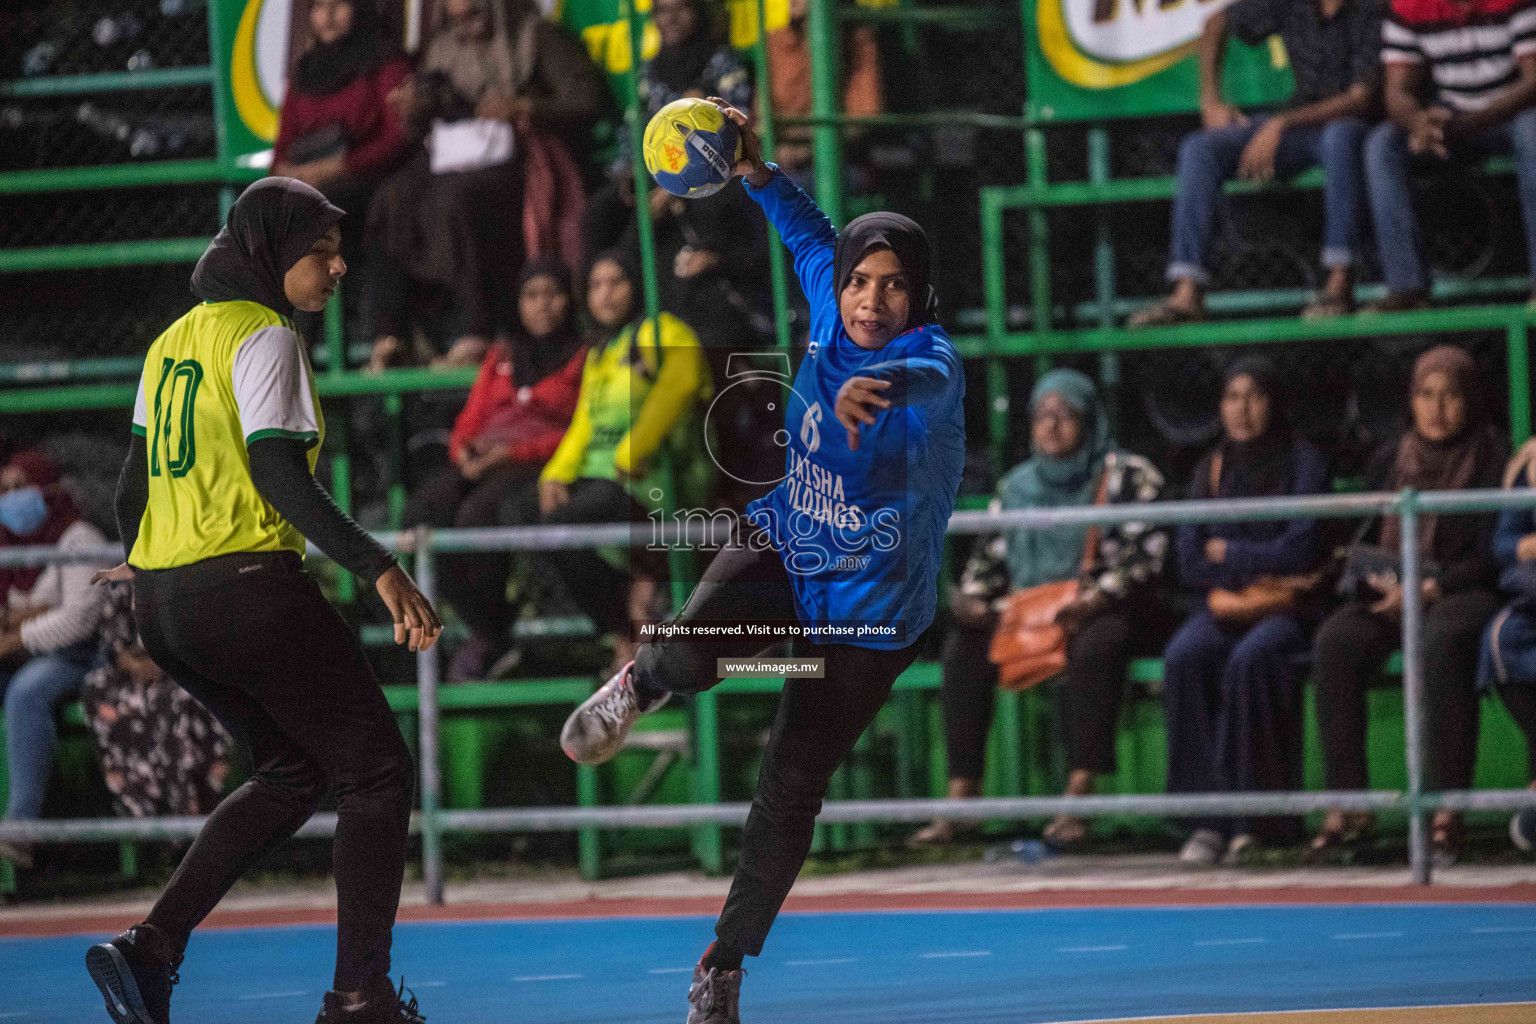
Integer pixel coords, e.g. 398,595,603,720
1024,0,1294,122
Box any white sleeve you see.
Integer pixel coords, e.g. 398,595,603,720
231,325,321,447
132,377,148,434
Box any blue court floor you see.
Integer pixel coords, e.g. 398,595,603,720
5,903,1534,1023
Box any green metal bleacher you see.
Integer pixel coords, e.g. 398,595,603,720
6,0,1536,897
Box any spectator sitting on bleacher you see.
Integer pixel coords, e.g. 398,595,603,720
1162,357,1328,866
404,256,587,682
1367,0,1536,312
80,582,231,820
366,0,603,371
0,451,111,871
536,250,709,669
908,370,1170,851
272,0,412,343
1128,0,1382,328
581,0,753,275
765,0,883,182
1313,345,1504,866
1475,434,1536,854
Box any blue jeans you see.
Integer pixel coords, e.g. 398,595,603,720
1168,117,1369,284
2,645,93,821
1366,108,1536,293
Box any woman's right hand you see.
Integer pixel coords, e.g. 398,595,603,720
709,98,772,188
539,479,570,515
375,564,442,653
1517,533,1536,562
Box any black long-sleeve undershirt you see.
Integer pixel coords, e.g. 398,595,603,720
115,432,150,562
115,433,396,583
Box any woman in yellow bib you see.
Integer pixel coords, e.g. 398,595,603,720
85,178,440,1024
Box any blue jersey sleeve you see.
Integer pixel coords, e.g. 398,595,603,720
745,167,837,326
859,335,961,411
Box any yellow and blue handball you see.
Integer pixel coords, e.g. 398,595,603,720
643,97,742,199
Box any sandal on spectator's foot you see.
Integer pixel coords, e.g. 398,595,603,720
1042,814,1089,852
1363,291,1430,315
0,839,33,870
907,818,977,848
1304,811,1374,862
1300,293,1354,319
1127,299,1206,329
1431,818,1465,869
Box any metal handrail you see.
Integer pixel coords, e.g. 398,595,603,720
5,487,1536,895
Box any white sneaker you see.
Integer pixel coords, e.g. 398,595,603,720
560,661,669,765
1178,829,1225,866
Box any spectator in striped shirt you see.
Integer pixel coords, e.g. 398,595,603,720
1368,0,1536,309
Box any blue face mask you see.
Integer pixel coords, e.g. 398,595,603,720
0,487,48,537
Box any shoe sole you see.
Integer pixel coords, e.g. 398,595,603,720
86,943,156,1024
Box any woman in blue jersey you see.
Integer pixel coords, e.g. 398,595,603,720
560,101,964,1023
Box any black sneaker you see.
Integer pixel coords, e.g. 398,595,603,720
85,925,182,1024
687,965,743,1024
314,975,426,1024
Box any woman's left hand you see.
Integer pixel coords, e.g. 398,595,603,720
288,155,345,188
476,93,527,122
1368,571,1404,615
835,376,892,451
1204,538,1227,564
0,631,23,662
92,562,135,585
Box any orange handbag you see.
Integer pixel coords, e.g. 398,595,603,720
988,579,1081,690
1202,453,1323,623
987,473,1109,691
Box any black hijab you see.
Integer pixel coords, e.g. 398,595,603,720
510,255,583,387
648,0,720,95
1201,354,1295,499
832,211,937,329
293,0,391,97
190,177,344,317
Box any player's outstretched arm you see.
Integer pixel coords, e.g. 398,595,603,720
710,98,837,304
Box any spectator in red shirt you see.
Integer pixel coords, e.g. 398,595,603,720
404,256,586,681
272,0,411,330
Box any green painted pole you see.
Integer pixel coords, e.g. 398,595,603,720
1508,320,1531,445
807,0,845,227
620,0,720,873
1087,126,1121,432
386,392,407,530
751,0,794,353
1025,129,1052,336
0,67,215,98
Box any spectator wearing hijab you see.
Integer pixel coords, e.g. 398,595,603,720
404,256,587,681
1313,345,1506,864
366,0,604,371
0,451,110,869
581,0,756,279
537,250,709,667
909,370,1170,849
1478,438,1536,853
1163,356,1329,866
272,0,412,269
